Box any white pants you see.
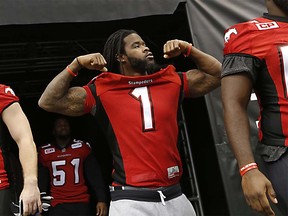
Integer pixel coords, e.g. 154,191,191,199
109,194,196,216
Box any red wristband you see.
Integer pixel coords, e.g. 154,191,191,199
239,162,258,177
66,66,78,77
183,43,192,57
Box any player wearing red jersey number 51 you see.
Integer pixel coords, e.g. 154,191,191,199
221,0,288,215
38,29,221,216
38,117,108,216
0,84,41,216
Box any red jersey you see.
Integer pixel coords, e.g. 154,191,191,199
0,84,19,190
83,65,188,188
222,14,288,146
38,139,92,206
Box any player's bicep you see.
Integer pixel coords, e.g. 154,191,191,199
2,103,33,143
51,87,87,116
221,73,253,108
186,69,220,97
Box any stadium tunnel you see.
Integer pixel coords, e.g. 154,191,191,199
1,0,268,215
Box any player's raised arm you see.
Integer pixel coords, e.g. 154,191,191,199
38,53,107,116
2,103,42,215
164,39,221,97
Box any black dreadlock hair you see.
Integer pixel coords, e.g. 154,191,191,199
103,29,137,74
273,0,288,15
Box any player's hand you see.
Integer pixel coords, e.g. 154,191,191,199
96,202,108,216
242,169,277,216
77,53,108,71
11,192,52,216
163,39,191,59
19,180,42,216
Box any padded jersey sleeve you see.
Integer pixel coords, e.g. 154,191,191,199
182,72,190,98
222,21,262,84
223,21,254,55
222,55,261,84
83,85,96,114
0,84,19,114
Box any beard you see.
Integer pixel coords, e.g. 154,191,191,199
127,56,166,74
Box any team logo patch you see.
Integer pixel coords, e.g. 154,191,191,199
5,87,15,96
256,22,279,30
224,28,237,43
71,142,82,149
167,166,180,179
44,148,55,154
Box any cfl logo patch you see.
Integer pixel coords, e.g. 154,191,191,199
256,22,279,30
44,148,55,154
167,166,180,179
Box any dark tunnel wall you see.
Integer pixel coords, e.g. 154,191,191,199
0,2,228,215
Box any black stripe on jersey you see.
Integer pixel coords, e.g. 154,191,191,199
88,84,126,185
255,60,285,146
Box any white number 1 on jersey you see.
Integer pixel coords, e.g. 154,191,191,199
130,86,155,131
281,45,288,98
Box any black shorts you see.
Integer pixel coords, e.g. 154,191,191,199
49,202,93,216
